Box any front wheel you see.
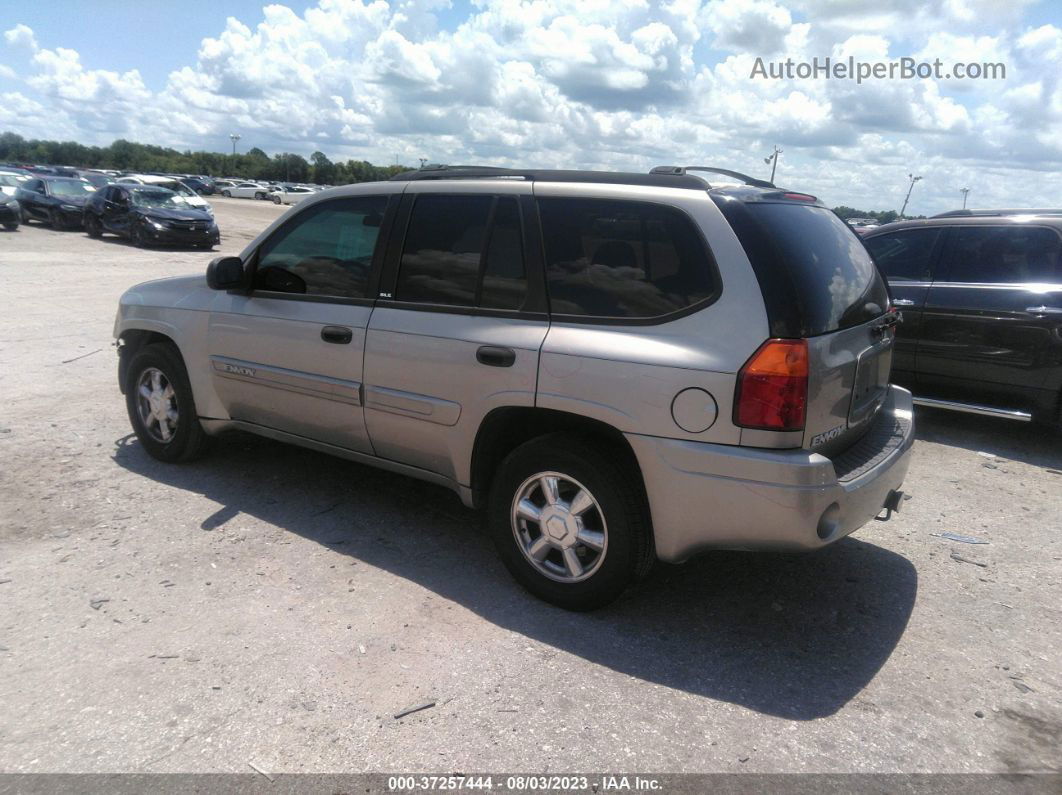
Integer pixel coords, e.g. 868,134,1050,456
3,222,16,231
48,209,63,230
133,224,151,248
124,343,211,463
487,434,653,610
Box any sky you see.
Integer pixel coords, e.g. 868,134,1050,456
1,0,1061,215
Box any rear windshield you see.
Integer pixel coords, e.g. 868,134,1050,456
713,198,890,337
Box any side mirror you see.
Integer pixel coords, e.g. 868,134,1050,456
206,256,246,290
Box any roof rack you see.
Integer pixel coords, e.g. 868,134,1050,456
932,208,1062,218
650,166,775,189
389,165,710,190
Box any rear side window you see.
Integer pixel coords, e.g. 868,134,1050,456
865,228,941,282
255,195,386,299
713,198,890,337
396,194,530,310
939,226,1062,284
538,198,717,319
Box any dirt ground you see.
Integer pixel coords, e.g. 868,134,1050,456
0,196,1060,775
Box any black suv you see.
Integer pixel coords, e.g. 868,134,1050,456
864,211,1062,425
85,183,220,249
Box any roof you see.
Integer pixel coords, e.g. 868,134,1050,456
865,213,1062,236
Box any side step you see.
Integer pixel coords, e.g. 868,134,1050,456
912,396,1032,422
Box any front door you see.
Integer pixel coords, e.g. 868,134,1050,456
362,184,548,484
918,224,1062,409
206,191,396,453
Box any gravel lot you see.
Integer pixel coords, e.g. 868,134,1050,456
0,196,1060,775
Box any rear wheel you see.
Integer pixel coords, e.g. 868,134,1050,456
85,214,103,238
488,433,653,610
124,343,211,463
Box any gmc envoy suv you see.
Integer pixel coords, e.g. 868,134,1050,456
114,166,914,610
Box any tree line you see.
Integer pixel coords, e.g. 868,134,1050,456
0,132,914,217
0,132,410,185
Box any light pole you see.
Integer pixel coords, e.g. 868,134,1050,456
763,146,782,183
960,187,970,209
229,133,241,175
418,158,427,169
900,173,922,217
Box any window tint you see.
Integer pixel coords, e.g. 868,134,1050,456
940,226,1062,284
396,194,493,306
865,228,941,281
255,196,386,298
539,198,717,319
713,198,890,336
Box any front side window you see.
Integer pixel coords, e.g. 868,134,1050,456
940,226,1062,284
254,196,387,298
865,228,941,281
538,198,717,319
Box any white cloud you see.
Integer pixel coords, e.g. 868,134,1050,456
0,1,1060,214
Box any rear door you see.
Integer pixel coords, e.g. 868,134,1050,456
206,190,397,453
863,226,944,388
918,224,1062,409
362,181,548,483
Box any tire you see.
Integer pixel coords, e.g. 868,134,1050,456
133,224,151,248
3,223,16,231
49,209,63,230
20,207,31,224
124,343,211,463
487,433,653,610
272,195,281,204
254,191,265,200
222,190,231,198
85,214,102,238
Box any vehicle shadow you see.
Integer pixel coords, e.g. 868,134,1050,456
93,234,213,252
112,431,918,721
915,406,1062,469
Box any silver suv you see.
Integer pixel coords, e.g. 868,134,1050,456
114,165,915,610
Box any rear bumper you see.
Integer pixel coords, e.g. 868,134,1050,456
626,385,915,562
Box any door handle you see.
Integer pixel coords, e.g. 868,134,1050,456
476,345,516,367
1026,305,1062,315
892,298,916,307
321,325,353,344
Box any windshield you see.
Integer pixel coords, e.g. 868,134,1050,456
50,180,96,198
130,188,184,209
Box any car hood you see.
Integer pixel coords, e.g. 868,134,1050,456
140,207,214,222
118,274,219,313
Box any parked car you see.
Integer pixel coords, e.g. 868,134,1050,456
0,171,28,196
218,181,270,199
847,218,881,236
15,176,97,228
77,171,113,189
269,185,316,205
115,175,213,215
113,165,913,610
181,176,214,195
85,183,219,249
864,210,1062,425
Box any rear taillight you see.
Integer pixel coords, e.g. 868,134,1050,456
734,339,808,431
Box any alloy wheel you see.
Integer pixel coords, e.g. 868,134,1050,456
135,367,179,443
511,471,608,583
